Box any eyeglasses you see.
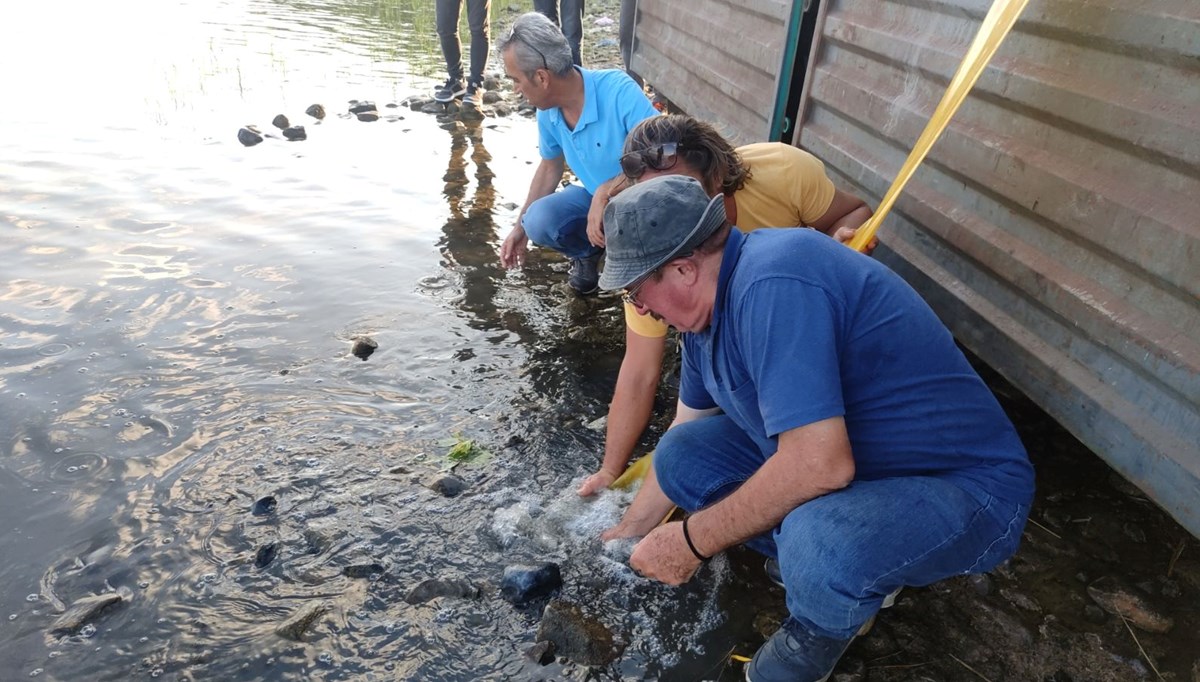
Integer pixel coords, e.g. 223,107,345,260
621,271,656,307
512,30,549,71
619,142,686,180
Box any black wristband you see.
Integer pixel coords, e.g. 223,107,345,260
682,515,711,562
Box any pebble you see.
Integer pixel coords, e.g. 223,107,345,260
305,103,325,119
524,640,555,665
500,562,561,604
282,126,306,140
254,543,278,569
427,473,465,498
404,578,479,604
50,593,124,635
251,495,277,516
341,563,385,579
237,127,263,147
351,336,377,360
271,114,289,129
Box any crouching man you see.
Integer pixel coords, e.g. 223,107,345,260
598,175,1034,681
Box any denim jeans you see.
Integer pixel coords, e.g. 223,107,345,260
533,0,584,66
521,184,601,260
654,414,1030,640
435,0,491,85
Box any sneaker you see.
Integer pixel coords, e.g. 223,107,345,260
745,618,854,682
433,77,466,103
462,82,483,107
567,252,602,295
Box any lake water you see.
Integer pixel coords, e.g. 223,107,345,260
0,1,744,679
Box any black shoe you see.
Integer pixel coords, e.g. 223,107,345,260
462,81,483,107
745,618,854,682
433,77,466,103
568,253,601,295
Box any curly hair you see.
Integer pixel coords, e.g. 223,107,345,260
623,115,751,197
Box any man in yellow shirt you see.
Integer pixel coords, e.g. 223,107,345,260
577,115,875,496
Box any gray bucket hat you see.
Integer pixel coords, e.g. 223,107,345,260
598,175,726,291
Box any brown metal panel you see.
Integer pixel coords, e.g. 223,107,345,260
632,0,794,145
796,0,1200,536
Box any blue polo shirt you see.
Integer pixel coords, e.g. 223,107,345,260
679,228,1034,504
537,67,659,194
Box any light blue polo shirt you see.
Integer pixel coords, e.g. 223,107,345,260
679,228,1034,505
537,67,659,195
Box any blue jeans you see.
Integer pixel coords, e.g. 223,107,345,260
655,414,1030,640
521,184,601,260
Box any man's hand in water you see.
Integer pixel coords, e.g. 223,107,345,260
576,467,618,497
629,521,701,585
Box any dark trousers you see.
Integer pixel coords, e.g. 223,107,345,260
533,0,584,66
619,0,642,86
435,0,491,85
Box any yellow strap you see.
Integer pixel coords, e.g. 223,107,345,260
847,0,1030,252
610,453,654,489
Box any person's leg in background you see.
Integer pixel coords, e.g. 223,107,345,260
462,0,491,106
619,0,642,87
532,0,559,25
559,0,585,66
433,0,468,102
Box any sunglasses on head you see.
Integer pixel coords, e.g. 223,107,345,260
619,142,687,180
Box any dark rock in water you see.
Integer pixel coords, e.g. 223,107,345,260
254,543,278,569
237,127,263,147
421,101,445,114
351,336,377,360
51,593,124,635
283,126,306,140
404,578,479,604
355,111,380,122
252,495,277,516
1086,576,1174,633
348,101,376,114
275,601,328,641
535,599,617,666
482,90,503,104
272,114,290,129
427,473,465,498
305,103,325,119
501,563,561,604
524,640,555,665
342,563,385,579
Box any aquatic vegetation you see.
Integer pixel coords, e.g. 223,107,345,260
443,432,490,467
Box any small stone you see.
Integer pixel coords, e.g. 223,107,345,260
282,126,306,141
968,573,993,596
1087,577,1174,633
404,578,478,604
421,102,444,114
388,465,409,474
524,640,555,665
348,101,376,114
427,474,465,498
50,593,124,635
501,563,561,604
251,495,277,516
355,111,379,122
351,336,377,360
271,114,290,129
305,103,326,119
237,127,263,147
585,416,607,432
1083,604,1107,623
342,563,384,579
254,543,278,569
535,599,616,666
275,601,328,640
482,91,503,104
493,102,512,117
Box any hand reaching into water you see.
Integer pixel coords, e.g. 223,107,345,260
577,467,618,497
500,225,529,268
629,521,702,585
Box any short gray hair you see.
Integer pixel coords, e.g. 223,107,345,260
497,12,574,78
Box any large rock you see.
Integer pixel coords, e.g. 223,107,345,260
274,601,328,640
50,593,124,635
535,599,617,666
501,563,561,604
1086,577,1174,633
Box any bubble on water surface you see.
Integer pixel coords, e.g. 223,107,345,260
77,367,88,373
26,594,39,602
80,624,96,638
317,652,333,664
49,452,107,482
36,343,72,356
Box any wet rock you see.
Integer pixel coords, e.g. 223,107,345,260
305,103,325,119
388,465,409,474
254,543,278,568
427,473,465,498
501,562,561,604
271,114,289,129
482,90,503,104
438,119,463,132
348,101,376,114
493,102,512,117
407,97,433,111
482,75,501,91
274,601,328,640
282,126,306,140
251,495,277,516
351,336,377,360
525,640,555,665
968,573,993,596
585,415,607,432
355,111,379,122
421,101,445,114
535,599,616,666
342,563,384,579
404,578,479,604
1000,587,1042,612
50,593,124,635
237,127,263,147
1086,577,1174,633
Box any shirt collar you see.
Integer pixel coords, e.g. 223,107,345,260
547,67,594,131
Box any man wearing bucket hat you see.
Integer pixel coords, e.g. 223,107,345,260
600,175,1034,681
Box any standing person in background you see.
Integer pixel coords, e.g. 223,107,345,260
433,0,492,107
496,12,657,295
619,0,643,87
533,0,585,66
576,115,874,496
